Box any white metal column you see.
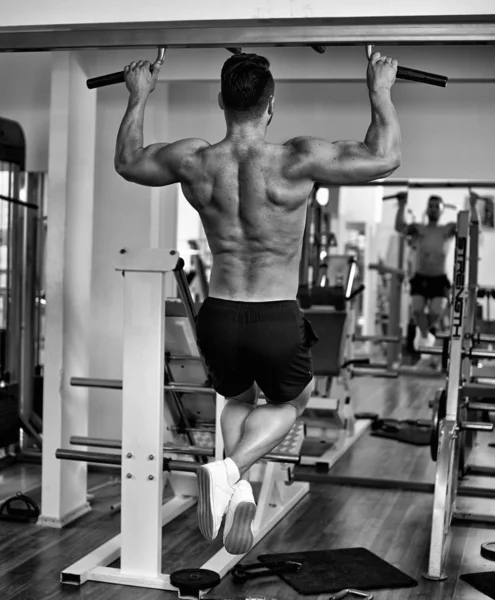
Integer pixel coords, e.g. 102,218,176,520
40,51,96,527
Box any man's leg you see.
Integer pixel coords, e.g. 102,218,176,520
228,380,312,476
412,294,429,339
221,384,258,481
221,380,313,554
429,297,449,330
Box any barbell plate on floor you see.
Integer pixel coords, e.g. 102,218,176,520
170,568,220,596
481,542,495,561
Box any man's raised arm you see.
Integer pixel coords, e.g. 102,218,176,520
290,52,401,185
114,56,208,187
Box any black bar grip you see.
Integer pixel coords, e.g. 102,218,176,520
87,71,125,89
365,44,448,88
396,65,448,88
86,47,166,90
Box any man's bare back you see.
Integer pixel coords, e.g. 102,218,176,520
180,139,315,301
114,52,401,303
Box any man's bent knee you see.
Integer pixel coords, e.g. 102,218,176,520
230,383,258,406
283,380,313,418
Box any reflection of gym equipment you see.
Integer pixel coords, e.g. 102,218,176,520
56,250,309,594
0,117,45,459
297,192,371,469
186,239,209,301
298,186,339,308
353,187,467,378
300,255,371,469
419,210,495,581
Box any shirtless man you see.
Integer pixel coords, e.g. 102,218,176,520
115,50,401,554
395,195,455,351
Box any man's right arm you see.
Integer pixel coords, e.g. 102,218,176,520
289,53,401,185
395,201,417,236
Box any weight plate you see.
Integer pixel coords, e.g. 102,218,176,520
430,388,447,462
481,542,495,561
170,568,220,593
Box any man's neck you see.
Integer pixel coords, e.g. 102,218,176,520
225,120,267,143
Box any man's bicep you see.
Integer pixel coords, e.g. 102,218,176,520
118,138,208,187
446,222,457,238
291,137,398,185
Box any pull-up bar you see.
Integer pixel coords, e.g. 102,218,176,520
87,43,448,89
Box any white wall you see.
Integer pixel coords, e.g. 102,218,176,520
3,0,491,27
0,53,51,171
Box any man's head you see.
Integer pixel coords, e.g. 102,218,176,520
426,195,444,223
219,53,275,126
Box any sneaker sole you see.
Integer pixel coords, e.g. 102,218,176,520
224,501,256,555
197,467,216,540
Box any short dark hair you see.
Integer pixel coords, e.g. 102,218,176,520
428,195,444,205
221,53,275,120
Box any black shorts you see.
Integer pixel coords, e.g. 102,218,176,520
410,273,451,300
195,297,319,403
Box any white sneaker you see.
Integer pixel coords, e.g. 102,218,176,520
197,460,235,541
223,480,257,555
427,332,436,347
413,327,423,351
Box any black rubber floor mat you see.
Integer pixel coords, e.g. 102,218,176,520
371,424,431,446
460,571,495,599
258,548,417,595
300,439,334,457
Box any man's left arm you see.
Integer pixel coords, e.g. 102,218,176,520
114,58,208,186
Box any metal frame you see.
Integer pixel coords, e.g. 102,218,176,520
58,248,309,593
425,210,495,581
425,210,468,581
2,16,495,52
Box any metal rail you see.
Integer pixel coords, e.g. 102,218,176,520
70,376,215,395
69,435,300,464
60,436,301,470
418,346,495,360
55,448,199,472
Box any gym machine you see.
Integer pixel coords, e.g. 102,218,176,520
423,209,495,581
54,248,309,595
296,186,371,469
0,117,45,461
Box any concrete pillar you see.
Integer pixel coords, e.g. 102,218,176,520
40,51,96,527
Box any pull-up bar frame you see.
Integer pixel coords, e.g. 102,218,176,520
2,16,495,51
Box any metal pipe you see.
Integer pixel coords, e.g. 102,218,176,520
418,346,495,360
471,334,495,344
463,384,495,398
70,436,213,456
69,435,300,464
70,376,216,395
460,421,494,432
469,402,495,411
55,448,200,472
0,193,38,211
353,335,401,344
